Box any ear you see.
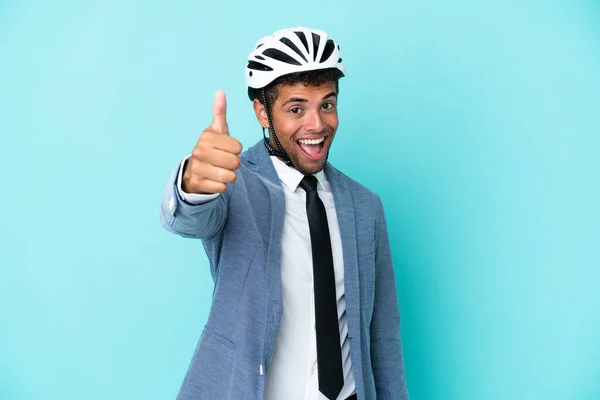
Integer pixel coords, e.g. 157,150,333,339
253,99,270,129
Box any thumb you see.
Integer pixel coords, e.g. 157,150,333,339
211,90,229,134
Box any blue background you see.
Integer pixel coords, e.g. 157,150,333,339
1,1,599,399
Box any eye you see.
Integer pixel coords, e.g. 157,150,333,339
322,102,336,110
290,107,301,115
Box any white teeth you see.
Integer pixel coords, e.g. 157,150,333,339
298,137,325,145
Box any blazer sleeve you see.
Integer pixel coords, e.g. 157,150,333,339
370,195,410,399
159,161,229,240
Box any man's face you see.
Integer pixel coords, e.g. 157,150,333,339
267,81,339,175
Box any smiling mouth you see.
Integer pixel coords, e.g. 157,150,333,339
297,136,326,160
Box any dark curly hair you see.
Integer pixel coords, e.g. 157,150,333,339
252,68,341,109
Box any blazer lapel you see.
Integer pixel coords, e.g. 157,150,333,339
325,163,361,346
246,142,285,371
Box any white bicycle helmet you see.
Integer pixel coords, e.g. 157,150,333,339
246,27,345,100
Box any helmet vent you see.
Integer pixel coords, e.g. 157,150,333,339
262,48,302,66
294,31,310,53
247,61,274,71
319,39,335,63
279,37,308,63
311,32,320,61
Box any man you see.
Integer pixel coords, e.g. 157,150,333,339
160,27,409,400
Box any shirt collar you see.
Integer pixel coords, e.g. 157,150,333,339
269,156,330,192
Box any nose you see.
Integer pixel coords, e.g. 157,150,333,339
304,109,324,133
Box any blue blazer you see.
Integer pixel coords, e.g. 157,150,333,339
160,140,409,400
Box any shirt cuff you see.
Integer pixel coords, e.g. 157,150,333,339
176,155,220,205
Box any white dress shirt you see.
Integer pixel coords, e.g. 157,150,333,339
176,155,356,400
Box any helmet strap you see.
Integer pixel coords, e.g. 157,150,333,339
261,88,293,167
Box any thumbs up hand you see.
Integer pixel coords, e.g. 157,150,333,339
182,90,243,194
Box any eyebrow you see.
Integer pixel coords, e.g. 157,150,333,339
281,91,338,108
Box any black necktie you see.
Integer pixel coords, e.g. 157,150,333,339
299,175,344,400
